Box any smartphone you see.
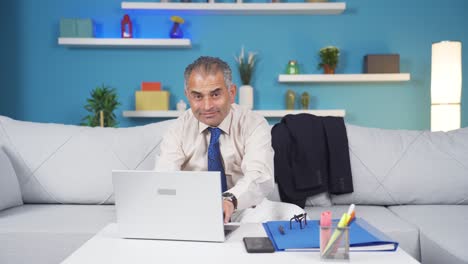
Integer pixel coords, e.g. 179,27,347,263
243,237,275,253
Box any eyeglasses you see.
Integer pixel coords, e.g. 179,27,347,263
289,213,308,230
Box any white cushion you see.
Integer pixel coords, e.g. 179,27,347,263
267,183,332,207
0,204,115,264
332,124,468,205
389,205,468,263
0,145,23,211
0,115,174,204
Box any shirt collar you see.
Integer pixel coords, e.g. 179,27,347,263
197,105,234,135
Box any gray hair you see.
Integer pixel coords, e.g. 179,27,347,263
184,56,233,90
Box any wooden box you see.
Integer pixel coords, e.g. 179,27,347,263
364,54,400,73
141,82,162,91
135,91,169,111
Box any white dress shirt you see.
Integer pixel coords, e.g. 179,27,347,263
155,103,274,210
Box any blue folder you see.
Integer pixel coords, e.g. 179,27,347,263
263,218,398,252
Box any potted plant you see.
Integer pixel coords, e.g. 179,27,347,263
81,84,121,127
318,46,340,74
234,46,257,110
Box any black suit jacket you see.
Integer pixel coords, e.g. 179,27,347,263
271,114,353,208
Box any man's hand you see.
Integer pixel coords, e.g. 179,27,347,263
223,199,235,224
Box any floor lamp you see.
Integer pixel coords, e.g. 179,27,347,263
431,41,462,132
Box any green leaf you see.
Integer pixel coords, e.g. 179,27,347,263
81,84,120,127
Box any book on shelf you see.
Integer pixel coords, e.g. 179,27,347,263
263,218,398,252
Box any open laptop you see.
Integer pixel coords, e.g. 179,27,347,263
112,170,238,242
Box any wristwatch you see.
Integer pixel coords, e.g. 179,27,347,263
222,192,238,210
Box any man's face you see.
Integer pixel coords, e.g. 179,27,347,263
185,70,236,127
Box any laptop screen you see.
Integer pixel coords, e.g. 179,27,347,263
112,170,228,242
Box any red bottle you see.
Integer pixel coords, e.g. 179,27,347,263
121,14,132,38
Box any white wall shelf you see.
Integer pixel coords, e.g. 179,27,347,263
121,2,346,15
58,38,191,48
123,111,183,118
278,73,411,83
123,109,345,118
254,109,345,117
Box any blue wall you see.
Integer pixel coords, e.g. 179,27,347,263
1,0,467,129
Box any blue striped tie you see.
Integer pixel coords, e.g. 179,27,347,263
208,127,227,192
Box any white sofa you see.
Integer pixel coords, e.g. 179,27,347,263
1,115,467,264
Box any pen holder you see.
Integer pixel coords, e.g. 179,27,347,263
320,225,350,261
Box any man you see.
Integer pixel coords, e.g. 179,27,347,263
155,56,274,223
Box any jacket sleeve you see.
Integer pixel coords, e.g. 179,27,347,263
323,117,354,194
272,119,309,208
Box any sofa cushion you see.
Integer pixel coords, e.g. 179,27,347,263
0,204,115,264
0,145,23,211
0,115,174,204
267,183,332,207
389,205,468,264
332,124,468,205
304,205,420,261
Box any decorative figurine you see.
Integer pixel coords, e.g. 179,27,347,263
176,100,187,111
286,90,296,110
169,16,185,39
121,14,133,38
286,60,299,74
301,92,310,109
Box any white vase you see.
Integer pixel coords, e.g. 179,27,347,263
239,85,254,110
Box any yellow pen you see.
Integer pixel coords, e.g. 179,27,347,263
322,212,349,256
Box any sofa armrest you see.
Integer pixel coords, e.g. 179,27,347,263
0,145,23,211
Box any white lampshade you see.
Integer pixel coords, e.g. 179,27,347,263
431,104,461,132
431,41,462,131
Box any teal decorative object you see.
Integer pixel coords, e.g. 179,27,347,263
286,60,299,74
59,19,76,37
76,19,94,38
59,18,94,38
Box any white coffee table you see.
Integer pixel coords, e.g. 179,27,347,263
62,223,420,264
